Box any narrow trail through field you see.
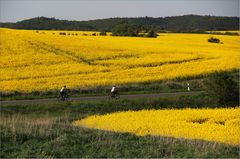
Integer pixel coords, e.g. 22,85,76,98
0,91,203,106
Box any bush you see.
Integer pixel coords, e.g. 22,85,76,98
204,71,239,106
145,30,158,38
99,31,107,36
59,32,66,35
208,37,220,43
225,32,239,36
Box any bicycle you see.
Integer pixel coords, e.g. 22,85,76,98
110,92,120,99
58,93,70,102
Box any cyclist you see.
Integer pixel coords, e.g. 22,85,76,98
111,85,118,98
60,85,67,100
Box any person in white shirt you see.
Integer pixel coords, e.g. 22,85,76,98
111,85,118,97
60,85,67,100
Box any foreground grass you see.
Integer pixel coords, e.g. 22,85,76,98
1,122,238,158
0,94,239,158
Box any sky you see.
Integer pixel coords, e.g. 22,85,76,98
0,0,239,22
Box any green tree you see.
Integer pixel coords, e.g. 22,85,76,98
204,72,239,106
145,30,158,38
112,23,142,37
99,31,107,36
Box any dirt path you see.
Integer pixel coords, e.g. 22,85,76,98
0,91,203,106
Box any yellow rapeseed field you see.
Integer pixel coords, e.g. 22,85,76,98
74,108,240,145
0,28,239,92
207,30,240,35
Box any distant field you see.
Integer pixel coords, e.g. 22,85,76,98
0,28,239,93
207,30,240,35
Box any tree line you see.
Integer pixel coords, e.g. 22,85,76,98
0,15,238,36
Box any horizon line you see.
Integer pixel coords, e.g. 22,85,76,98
1,14,239,23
